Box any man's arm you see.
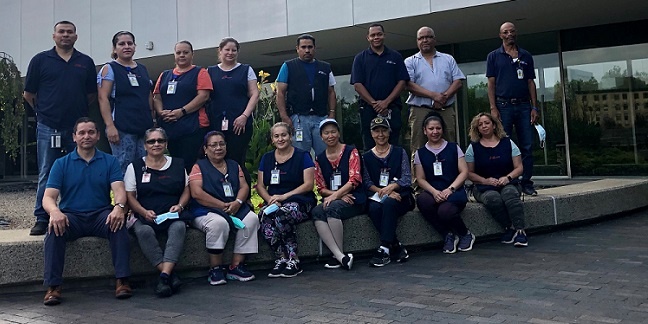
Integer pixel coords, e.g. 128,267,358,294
328,86,336,118
353,83,375,106
106,180,127,232
528,78,538,123
443,79,463,99
276,82,292,127
23,91,37,110
43,188,68,236
487,77,499,120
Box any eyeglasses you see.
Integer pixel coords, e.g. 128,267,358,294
417,35,435,41
207,142,227,148
145,138,167,144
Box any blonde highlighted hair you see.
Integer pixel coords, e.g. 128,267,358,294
468,112,507,142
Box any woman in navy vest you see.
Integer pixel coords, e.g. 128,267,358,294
312,119,364,271
466,113,527,247
189,131,260,286
362,117,415,267
207,38,260,189
414,112,475,254
257,122,316,278
124,128,190,298
98,31,153,175
153,41,213,172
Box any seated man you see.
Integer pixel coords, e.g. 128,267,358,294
42,117,132,306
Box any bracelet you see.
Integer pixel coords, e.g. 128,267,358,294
177,203,184,211
181,107,187,115
242,113,249,118
532,107,539,112
329,110,335,112
236,199,244,205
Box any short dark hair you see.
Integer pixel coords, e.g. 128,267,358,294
73,117,97,133
368,23,384,34
54,20,76,32
111,31,135,59
296,34,316,46
199,130,226,158
176,40,194,52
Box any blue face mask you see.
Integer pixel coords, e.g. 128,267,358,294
535,124,546,148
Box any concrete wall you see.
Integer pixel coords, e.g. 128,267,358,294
0,0,505,74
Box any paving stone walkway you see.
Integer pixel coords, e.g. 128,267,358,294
1,211,647,324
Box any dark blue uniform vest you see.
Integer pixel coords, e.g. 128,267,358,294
315,145,366,205
417,143,467,203
285,58,331,116
157,66,201,139
261,147,316,205
207,64,253,130
133,157,191,229
190,158,251,220
109,61,153,135
362,146,412,196
472,138,517,192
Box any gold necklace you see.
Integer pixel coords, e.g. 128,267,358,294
375,145,391,155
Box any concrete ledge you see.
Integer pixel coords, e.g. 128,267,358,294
1,178,647,287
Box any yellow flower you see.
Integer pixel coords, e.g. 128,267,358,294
257,82,262,90
258,70,265,77
270,82,277,92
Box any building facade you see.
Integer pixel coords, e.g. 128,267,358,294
2,0,648,177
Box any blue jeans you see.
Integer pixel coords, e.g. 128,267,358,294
35,122,76,222
497,101,534,187
290,114,327,156
43,207,131,286
109,129,146,176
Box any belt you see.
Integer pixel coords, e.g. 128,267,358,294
496,97,530,105
410,104,453,110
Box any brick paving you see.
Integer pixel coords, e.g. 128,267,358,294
1,211,647,323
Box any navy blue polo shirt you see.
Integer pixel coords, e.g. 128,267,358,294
47,148,122,213
350,46,409,108
24,47,97,130
485,45,536,99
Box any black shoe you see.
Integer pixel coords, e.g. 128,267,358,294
30,221,47,236
324,257,342,269
369,248,391,267
391,242,409,263
281,259,303,278
521,186,537,196
170,273,182,293
155,275,172,298
341,254,354,270
268,258,287,278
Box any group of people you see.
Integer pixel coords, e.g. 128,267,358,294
24,20,539,306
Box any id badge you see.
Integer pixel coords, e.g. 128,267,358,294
295,126,303,142
50,132,62,149
379,169,390,187
141,173,151,183
223,182,234,197
221,117,229,131
330,177,339,191
167,81,177,94
517,68,524,80
333,172,342,187
128,73,139,87
270,169,280,184
433,161,443,176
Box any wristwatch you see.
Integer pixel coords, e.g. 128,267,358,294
115,203,126,209
507,175,513,182
449,186,456,193
236,199,244,205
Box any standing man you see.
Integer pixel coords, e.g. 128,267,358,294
486,22,539,195
405,26,465,152
42,117,131,306
23,21,98,235
351,23,409,150
276,34,336,156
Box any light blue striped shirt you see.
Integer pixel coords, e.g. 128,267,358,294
405,51,465,107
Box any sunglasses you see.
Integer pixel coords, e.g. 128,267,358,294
145,138,167,144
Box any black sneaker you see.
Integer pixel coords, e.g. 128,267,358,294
324,257,341,269
341,254,354,270
521,186,538,196
208,266,227,286
391,242,409,263
369,248,391,267
457,231,475,252
170,273,182,293
155,275,172,297
281,259,303,278
268,258,287,278
501,228,516,244
30,221,47,236
513,230,528,247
